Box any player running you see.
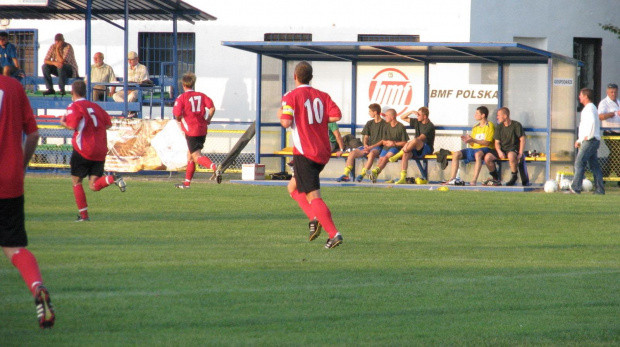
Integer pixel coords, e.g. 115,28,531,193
0,74,55,328
60,80,126,222
172,73,221,188
278,61,344,249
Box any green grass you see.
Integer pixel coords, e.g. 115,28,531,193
1,175,619,346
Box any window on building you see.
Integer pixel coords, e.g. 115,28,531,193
138,32,195,96
264,33,312,41
574,37,602,106
6,29,36,76
358,34,420,42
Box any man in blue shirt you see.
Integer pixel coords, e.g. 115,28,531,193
0,32,20,77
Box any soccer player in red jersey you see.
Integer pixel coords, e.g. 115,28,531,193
278,61,344,249
172,72,221,188
60,80,126,221
0,75,55,328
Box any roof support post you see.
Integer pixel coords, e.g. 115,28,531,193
173,13,179,100
85,0,92,100
255,54,263,164
122,0,129,117
279,60,287,171
424,62,429,107
497,62,504,107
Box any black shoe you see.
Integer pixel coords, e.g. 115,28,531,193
325,234,343,249
42,89,55,96
522,180,530,186
34,285,55,329
59,90,66,96
506,173,518,186
75,215,90,222
309,219,322,241
215,169,222,184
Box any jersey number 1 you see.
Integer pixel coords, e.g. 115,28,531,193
87,107,98,127
304,98,324,124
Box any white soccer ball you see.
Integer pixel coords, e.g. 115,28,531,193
544,179,558,193
582,179,593,192
559,178,572,190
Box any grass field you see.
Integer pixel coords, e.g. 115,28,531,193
1,174,619,346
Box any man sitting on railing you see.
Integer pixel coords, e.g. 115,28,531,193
41,33,79,96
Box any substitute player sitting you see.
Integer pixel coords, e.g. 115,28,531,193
336,103,385,182
60,80,126,222
444,106,495,186
173,73,221,188
368,108,410,183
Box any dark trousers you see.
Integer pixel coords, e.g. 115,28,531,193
42,63,74,92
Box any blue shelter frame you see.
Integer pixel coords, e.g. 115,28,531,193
222,41,582,182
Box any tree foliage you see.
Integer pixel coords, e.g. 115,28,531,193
600,23,620,40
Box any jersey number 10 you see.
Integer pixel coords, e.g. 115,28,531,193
304,98,324,125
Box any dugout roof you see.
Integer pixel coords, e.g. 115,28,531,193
0,0,216,24
222,41,580,65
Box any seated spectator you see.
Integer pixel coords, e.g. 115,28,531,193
0,31,20,77
483,107,529,186
87,52,117,101
336,103,385,182
388,107,435,184
42,33,79,96
113,51,150,105
368,108,409,183
328,122,345,154
444,106,496,186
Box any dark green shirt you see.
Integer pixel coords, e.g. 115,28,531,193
382,122,410,151
409,119,436,152
494,120,524,152
361,119,386,146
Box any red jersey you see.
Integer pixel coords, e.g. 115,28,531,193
173,90,214,136
280,85,342,164
0,76,39,199
65,99,112,161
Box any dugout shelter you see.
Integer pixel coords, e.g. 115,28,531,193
223,41,582,183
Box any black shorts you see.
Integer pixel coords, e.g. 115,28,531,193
293,155,325,194
0,195,28,247
186,135,206,154
70,150,105,178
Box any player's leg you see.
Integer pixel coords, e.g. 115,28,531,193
393,150,410,184
176,150,195,189
449,150,463,181
90,170,126,193
295,156,341,248
484,151,500,181
1,197,55,328
289,156,323,241
506,151,519,186
337,149,359,182
70,151,90,221
471,150,485,186
359,148,378,181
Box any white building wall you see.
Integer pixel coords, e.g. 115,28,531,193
470,0,620,97
7,0,472,121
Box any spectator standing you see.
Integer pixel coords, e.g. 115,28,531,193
0,75,55,328
598,83,620,185
42,33,79,96
570,88,605,195
278,61,344,249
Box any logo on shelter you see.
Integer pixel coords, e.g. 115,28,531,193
368,68,413,115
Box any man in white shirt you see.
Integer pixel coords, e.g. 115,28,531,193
598,83,620,184
570,88,605,194
112,51,149,103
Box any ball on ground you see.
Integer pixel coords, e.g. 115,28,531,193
544,179,558,193
582,179,593,192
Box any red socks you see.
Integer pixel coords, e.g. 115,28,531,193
93,175,113,191
73,184,89,219
197,156,216,171
290,190,314,220
185,161,196,186
309,198,339,238
11,249,43,295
